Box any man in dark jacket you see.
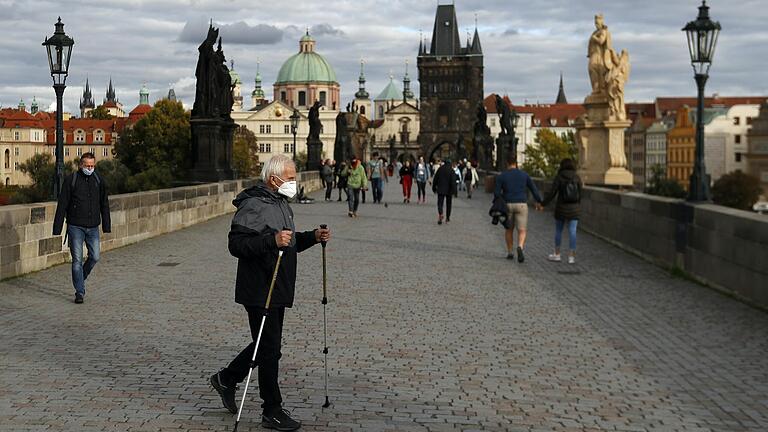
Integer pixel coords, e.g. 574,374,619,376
432,158,458,224
494,154,542,262
210,154,330,431
52,152,111,304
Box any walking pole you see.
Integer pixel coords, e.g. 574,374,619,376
233,249,284,432
319,224,331,408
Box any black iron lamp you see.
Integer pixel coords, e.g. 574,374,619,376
290,108,300,163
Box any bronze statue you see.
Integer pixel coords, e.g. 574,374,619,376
496,95,514,136
308,101,323,141
333,111,349,162
192,24,233,120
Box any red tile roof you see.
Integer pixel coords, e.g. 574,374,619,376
39,118,129,145
484,94,584,128
128,104,152,122
656,96,768,115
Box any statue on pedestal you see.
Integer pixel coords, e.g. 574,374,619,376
306,101,324,170
472,102,493,170
587,14,630,122
189,23,236,182
333,111,351,163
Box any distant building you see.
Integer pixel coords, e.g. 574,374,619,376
128,83,152,123
273,31,340,110
747,100,768,200
0,109,47,186
628,116,655,189
644,116,674,187
704,104,760,181
101,78,126,118
666,106,726,190
80,78,95,117
353,59,371,118
230,61,244,112
417,3,483,160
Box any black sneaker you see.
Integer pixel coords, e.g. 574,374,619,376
210,371,238,414
262,408,301,431
506,253,515,260
74,293,84,304
517,246,525,263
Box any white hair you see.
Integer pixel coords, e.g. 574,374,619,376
261,154,295,182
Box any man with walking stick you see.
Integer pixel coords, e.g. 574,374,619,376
210,154,331,431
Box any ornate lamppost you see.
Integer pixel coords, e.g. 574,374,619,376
683,1,720,201
42,17,74,199
290,108,300,164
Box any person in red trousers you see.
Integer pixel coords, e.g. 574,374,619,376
399,159,414,203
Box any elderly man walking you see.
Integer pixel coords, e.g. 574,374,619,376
210,154,331,431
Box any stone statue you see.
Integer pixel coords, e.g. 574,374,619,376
333,111,349,162
192,24,233,121
607,49,630,121
588,14,612,96
473,103,491,139
308,101,323,141
496,95,514,136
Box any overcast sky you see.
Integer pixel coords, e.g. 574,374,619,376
1,0,765,114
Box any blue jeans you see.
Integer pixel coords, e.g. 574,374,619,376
554,219,578,251
68,225,101,296
371,178,383,203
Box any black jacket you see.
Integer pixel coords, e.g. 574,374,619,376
432,164,457,195
542,169,582,220
228,183,318,308
53,170,111,235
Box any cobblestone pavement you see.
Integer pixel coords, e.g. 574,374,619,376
2,181,768,432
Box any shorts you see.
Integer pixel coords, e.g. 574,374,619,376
505,203,529,231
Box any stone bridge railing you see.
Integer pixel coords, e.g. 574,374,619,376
0,171,322,281
482,171,767,310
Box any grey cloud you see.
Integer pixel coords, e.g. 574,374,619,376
310,24,345,37
502,28,519,36
178,19,283,45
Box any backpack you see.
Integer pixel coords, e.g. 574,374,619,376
561,177,580,204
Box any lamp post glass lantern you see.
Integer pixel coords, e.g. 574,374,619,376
43,17,74,199
290,108,300,164
683,1,720,201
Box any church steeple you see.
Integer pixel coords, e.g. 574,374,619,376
80,78,94,113
355,58,369,99
470,27,482,54
105,78,117,104
251,59,266,109
30,96,39,115
139,82,150,105
403,59,414,101
555,72,568,104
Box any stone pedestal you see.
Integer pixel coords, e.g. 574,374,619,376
190,118,236,182
575,95,632,186
306,138,323,171
474,135,494,170
495,135,514,171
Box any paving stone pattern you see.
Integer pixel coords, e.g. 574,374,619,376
1,182,767,432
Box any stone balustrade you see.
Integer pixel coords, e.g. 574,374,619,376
0,171,321,280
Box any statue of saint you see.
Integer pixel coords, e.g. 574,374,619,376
192,25,219,118
495,95,514,136
606,49,630,121
308,101,323,141
587,14,612,96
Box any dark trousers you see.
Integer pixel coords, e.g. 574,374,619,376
325,181,334,200
347,187,361,212
222,306,286,414
371,178,383,203
337,185,348,201
416,181,427,201
437,194,452,219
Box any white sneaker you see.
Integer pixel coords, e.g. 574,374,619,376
547,254,561,262
568,256,576,265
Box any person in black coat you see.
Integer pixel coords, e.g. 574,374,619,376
210,155,330,431
52,152,111,304
541,158,582,264
431,158,458,224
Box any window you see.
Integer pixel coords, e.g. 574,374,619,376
77,147,82,156
735,134,741,144
75,129,85,143
14,147,19,156
14,131,20,141
64,148,70,156
378,106,384,118
258,143,272,153
265,125,272,134
747,117,753,125
733,117,740,125
284,125,290,134
14,162,18,171
34,131,40,141
281,91,287,102
298,91,306,106
94,130,104,143
259,124,265,134
735,153,742,162
284,143,294,153
90,147,95,155
103,147,109,157
319,91,327,106
3,149,9,169
490,118,496,127
438,104,449,129
360,106,366,115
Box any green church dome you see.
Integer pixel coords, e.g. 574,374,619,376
275,33,338,85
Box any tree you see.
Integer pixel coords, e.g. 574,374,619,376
522,129,577,178
711,170,762,210
233,125,259,178
295,151,307,172
88,106,113,120
96,158,131,194
645,164,686,198
11,153,75,203
114,99,190,190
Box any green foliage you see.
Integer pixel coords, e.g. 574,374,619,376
114,99,190,191
295,152,307,172
645,164,686,198
711,170,762,210
96,159,132,194
233,125,259,178
522,129,577,178
88,106,113,120
10,153,75,203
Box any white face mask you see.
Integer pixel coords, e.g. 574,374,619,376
82,167,94,176
273,176,297,199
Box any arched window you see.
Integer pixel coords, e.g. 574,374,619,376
298,91,306,106
5,177,9,186
378,105,384,118
74,129,85,143
319,91,327,106
360,106,366,115
94,130,104,143
4,149,9,169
